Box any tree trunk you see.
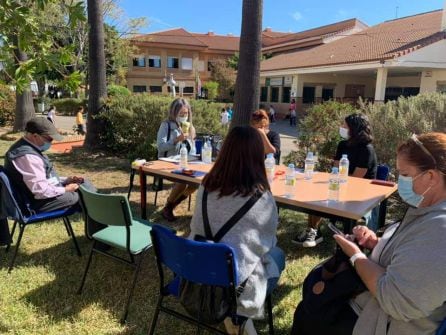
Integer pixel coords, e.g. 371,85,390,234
85,0,107,149
231,0,263,127
12,36,35,132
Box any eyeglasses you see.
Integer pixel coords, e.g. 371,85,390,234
411,133,437,167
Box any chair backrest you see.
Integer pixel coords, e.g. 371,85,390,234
150,224,238,287
78,185,133,227
0,168,27,222
376,164,390,181
437,318,446,335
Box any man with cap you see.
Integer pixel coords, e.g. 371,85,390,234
3,117,86,212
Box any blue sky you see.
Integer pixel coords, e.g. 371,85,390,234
119,0,444,35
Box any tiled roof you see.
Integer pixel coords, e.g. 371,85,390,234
131,28,208,48
192,33,240,51
261,10,446,71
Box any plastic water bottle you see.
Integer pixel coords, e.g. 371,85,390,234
265,153,275,184
179,143,188,169
328,167,340,201
284,163,296,198
202,140,212,164
339,154,349,183
304,151,315,180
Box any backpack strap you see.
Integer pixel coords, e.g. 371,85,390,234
202,189,263,243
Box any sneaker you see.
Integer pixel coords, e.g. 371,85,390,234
302,228,323,247
291,229,311,245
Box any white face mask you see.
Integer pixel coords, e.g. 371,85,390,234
177,116,188,124
339,127,350,139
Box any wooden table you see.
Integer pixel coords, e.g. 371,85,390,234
135,161,397,230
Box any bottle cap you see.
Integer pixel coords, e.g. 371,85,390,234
267,153,274,158
342,154,348,159
332,167,339,173
288,163,295,169
307,151,313,159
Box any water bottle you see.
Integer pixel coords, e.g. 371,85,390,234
284,163,296,198
202,140,212,164
328,167,340,201
179,143,188,169
304,151,315,180
339,154,349,183
265,153,275,184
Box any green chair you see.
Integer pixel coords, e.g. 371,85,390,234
77,185,153,323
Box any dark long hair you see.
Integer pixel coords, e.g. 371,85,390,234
202,126,270,197
345,113,373,145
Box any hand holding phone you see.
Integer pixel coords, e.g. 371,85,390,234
327,222,345,237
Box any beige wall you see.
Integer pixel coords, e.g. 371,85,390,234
420,70,446,93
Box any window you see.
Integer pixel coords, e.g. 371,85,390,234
148,55,161,68
282,87,291,103
322,88,334,101
207,61,214,72
132,57,145,67
183,86,194,94
438,84,446,94
167,86,179,93
303,86,315,103
385,87,420,101
167,56,179,68
181,57,193,70
270,87,279,103
133,85,147,93
149,86,162,93
260,87,268,102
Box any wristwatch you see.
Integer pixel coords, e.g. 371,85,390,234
349,252,367,267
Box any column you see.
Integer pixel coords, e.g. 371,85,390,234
374,68,388,103
291,74,304,110
315,85,323,104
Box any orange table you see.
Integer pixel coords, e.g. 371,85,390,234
136,161,397,230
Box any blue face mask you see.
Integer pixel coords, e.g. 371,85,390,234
397,173,430,208
39,141,51,152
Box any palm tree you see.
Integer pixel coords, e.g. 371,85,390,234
231,0,263,127
85,0,107,149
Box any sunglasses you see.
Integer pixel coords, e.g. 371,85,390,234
39,134,53,142
411,133,436,167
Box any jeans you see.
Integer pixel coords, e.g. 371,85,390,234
266,246,286,294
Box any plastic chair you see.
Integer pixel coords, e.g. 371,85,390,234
0,167,81,273
148,224,275,335
77,185,153,323
376,164,390,181
437,318,446,335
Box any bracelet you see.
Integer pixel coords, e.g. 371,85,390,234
349,252,367,267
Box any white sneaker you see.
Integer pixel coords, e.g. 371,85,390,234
302,228,323,247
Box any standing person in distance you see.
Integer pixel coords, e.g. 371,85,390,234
293,113,377,247
221,107,229,129
157,98,198,222
47,105,56,125
289,99,297,127
76,106,86,135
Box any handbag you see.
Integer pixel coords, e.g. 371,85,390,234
179,189,262,325
291,245,366,334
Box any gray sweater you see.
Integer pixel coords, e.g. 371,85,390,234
189,186,279,318
352,201,446,335
156,121,181,158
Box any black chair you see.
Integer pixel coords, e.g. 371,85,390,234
148,224,275,335
0,167,81,273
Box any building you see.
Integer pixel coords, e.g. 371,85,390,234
126,19,366,96
260,8,446,114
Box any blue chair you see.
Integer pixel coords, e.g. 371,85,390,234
0,167,81,273
148,224,275,335
376,164,390,181
77,185,153,324
437,318,446,335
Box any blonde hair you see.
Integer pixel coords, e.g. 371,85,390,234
167,98,195,138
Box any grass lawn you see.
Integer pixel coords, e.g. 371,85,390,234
0,138,341,334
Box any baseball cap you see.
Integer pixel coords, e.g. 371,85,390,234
25,117,63,141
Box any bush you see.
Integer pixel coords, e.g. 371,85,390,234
107,84,131,97
284,93,446,174
0,84,16,126
283,100,355,170
203,81,219,101
100,94,226,160
52,98,87,115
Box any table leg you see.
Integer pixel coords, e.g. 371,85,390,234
127,169,136,200
378,199,388,229
139,169,147,220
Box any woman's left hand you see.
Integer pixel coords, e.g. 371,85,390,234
333,234,362,258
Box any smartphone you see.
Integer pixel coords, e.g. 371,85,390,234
327,222,345,237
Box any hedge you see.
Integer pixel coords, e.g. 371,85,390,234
0,84,16,126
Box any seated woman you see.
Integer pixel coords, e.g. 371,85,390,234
294,113,377,247
250,109,281,164
292,132,446,334
189,126,285,333
157,98,198,221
